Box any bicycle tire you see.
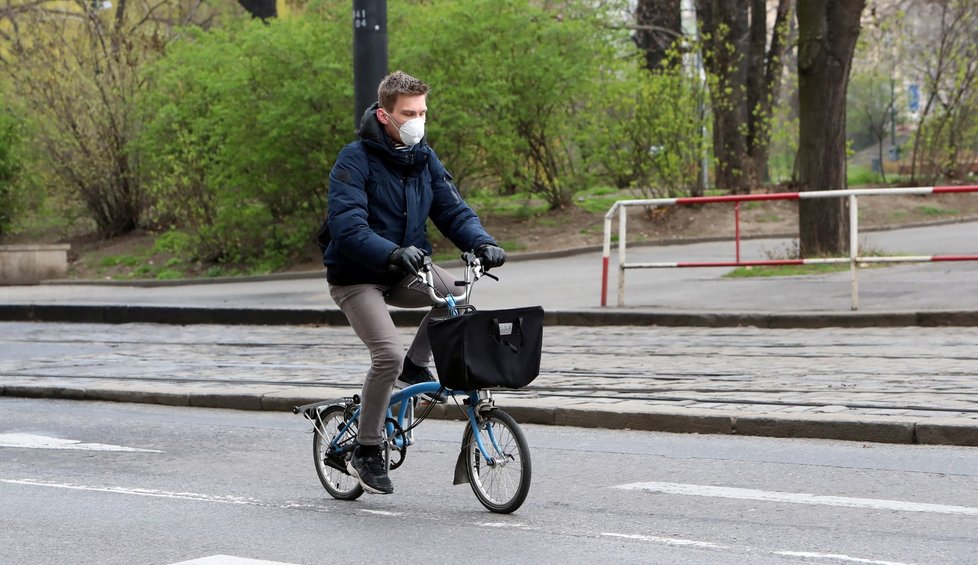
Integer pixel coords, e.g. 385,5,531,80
462,408,531,513
312,405,363,501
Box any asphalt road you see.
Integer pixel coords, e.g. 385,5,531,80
2,398,976,564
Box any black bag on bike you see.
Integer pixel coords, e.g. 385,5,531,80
427,306,544,390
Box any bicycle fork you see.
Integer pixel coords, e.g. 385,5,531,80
453,390,502,485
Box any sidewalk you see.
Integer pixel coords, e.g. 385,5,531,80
2,222,978,446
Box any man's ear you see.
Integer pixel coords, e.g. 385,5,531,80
376,108,389,125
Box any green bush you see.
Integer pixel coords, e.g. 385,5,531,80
138,16,351,267
591,49,710,199
392,0,626,209
0,106,25,237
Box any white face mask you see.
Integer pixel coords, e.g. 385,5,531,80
385,110,425,147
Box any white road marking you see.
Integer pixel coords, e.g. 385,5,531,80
0,479,328,513
603,532,914,565
776,551,912,565
358,509,403,516
2,478,256,504
601,532,726,550
0,433,161,452
169,556,299,565
0,477,925,564
613,481,978,516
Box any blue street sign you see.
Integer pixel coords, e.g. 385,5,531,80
908,84,920,112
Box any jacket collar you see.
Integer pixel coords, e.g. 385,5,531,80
358,102,429,170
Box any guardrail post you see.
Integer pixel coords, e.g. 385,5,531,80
734,201,741,263
601,207,614,307
618,204,627,307
849,193,859,311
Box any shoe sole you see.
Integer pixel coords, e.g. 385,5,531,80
346,460,393,495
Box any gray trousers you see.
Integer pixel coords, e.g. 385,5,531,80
328,265,463,446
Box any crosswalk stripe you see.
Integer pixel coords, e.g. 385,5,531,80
613,481,978,516
0,433,161,452
169,556,299,565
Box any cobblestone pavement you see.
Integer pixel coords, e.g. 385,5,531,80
2,322,976,445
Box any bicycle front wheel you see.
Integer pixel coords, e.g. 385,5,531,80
462,408,531,513
312,405,363,501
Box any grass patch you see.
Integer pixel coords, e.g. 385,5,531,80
155,269,185,280
100,254,145,268
724,243,895,278
467,192,549,217
918,206,958,216
575,195,619,214
725,263,850,278
573,186,646,214
754,213,782,223
847,164,885,186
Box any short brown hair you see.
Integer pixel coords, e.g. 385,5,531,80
377,71,430,111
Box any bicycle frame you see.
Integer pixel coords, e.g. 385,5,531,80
324,382,502,466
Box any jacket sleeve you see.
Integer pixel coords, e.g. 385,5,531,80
327,144,399,272
427,151,497,252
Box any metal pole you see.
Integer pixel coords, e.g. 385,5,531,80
353,0,388,130
734,201,741,263
618,205,628,307
601,209,615,307
849,194,859,311
681,0,709,192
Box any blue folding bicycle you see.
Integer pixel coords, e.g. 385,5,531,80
295,254,538,513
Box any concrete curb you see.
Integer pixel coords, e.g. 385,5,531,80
3,303,978,328
3,383,976,447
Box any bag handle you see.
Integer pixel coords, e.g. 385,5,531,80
491,316,524,353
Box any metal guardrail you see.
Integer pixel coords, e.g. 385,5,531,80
601,185,978,310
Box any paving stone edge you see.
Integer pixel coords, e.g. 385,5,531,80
3,383,975,447
2,304,978,328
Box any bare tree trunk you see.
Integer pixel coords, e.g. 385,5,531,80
633,0,683,71
237,0,276,20
697,0,750,193
796,0,865,257
747,0,792,185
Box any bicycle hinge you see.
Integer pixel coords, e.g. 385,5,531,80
476,390,495,415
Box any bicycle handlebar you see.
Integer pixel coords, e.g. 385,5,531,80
417,252,488,307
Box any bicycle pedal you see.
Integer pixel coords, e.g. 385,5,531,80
324,452,350,474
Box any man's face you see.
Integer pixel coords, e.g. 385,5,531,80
377,94,427,144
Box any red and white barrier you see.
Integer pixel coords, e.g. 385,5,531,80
601,185,978,309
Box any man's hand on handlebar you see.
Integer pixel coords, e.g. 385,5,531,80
389,246,426,275
477,244,506,270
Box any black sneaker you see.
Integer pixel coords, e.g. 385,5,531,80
396,362,448,403
346,445,393,495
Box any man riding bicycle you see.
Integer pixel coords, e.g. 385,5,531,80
322,70,506,495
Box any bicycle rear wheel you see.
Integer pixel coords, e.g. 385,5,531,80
312,405,363,501
462,408,531,513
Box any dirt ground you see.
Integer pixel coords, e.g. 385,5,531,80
61,190,978,280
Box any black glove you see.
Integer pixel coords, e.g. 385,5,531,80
477,244,506,270
389,246,425,275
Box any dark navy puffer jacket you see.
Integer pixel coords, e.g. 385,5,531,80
324,102,496,286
